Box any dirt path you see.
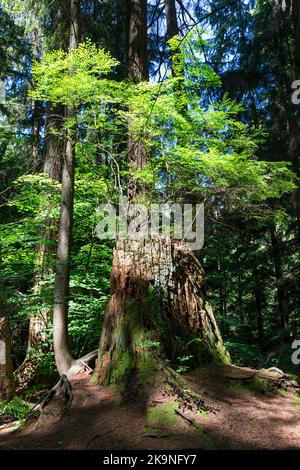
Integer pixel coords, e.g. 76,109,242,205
184,366,300,449
0,366,299,450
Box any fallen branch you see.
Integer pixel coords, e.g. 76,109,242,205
80,349,98,363
0,420,20,432
79,359,93,373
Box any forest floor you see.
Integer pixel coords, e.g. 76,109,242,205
0,364,300,450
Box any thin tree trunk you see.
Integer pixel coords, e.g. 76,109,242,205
29,103,65,347
0,281,15,401
14,104,65,392
223,270,228,335
53,0,79,375
26,1,66,352
15,3,68,392
237,270,244,323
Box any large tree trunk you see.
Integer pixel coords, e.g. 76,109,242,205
97,239,228,392
0,281,15,401
165,0,178,40
53,0,79,375
97,0,228,400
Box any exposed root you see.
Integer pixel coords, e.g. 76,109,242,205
26,374,73,423
161,361,217,413
25,349,98,424
218,363,300,393
258,372,300,391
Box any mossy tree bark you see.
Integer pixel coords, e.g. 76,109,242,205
97,238,229,394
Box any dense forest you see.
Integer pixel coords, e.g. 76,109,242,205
0,0,300,454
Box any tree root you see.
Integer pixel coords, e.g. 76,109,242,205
25,349,98,423
224,366,300,391
26,374,73,423
158,360,218,414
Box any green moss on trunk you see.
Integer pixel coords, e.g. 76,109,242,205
96,239,229,396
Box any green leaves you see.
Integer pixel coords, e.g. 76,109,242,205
9,173,61,214
29,37,296,221
0,398,30,421
30,40,119,106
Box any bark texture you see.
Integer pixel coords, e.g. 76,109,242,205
165,0,181,76
97,238,229,392
126,0,148,81
165,0,178,40
126,0,148,200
